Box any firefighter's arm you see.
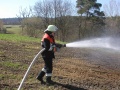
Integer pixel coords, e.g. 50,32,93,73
43,39,50,50
55,43,66,48
54,43,66,52
41,39,50,54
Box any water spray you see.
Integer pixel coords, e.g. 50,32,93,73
17,48,45,90
65,37,120,51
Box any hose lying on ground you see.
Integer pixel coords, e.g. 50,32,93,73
17,48,45,90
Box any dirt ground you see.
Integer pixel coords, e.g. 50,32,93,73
0,40,120,90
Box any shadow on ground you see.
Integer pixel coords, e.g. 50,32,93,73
53,81,87,90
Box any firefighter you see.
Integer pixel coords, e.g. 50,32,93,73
36,25,64,85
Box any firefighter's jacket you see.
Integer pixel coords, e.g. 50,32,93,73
41,32,55,58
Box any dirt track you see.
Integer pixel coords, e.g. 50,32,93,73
0,40,120,90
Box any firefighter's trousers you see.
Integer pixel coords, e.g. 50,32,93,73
37,57,53,82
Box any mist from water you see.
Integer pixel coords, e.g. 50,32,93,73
66,37,120,51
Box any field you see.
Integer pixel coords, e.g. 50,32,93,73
4,25,21,34
0,27,120,90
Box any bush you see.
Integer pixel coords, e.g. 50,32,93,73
0,28,7,34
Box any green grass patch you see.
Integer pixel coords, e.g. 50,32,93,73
0,34,40,42
0,33,66,44
9,74,18,79
2,25,66,43
0,61,27,70
0,61,21,68
0,74,4,80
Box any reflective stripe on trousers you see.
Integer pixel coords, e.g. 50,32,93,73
42,68,46,73
46,73,52,76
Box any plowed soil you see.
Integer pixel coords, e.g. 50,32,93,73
0,40,120,90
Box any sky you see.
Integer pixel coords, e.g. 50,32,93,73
0,0,119,18
0,0,39,18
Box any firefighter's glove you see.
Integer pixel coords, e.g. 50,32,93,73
56,43,63,48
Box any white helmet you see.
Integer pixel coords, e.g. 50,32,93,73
44,25,58,32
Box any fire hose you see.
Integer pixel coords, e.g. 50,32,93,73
17,44,66,90
17,48,45,90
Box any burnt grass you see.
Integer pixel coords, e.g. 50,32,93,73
0,40,120,90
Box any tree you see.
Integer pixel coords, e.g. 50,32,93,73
21,17,43,37
103,0,120,36
16,6,32,33
34,0,72,41
0,20,3,33
17,6,44,37
0,20,6,34
76,0,105,38
53,0,72,41
34,0,53,28
104,0,120,17
17,6,32,19
0,20,3,30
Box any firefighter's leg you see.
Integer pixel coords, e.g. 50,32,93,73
44,57,54,85
46,75,54,85
36,68,46,84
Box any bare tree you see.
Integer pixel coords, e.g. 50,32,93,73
54,0,72,41
104,0,120,17
0,20,3,30
103,0,120,36
17,6,32,19
34,0,72,41
22,17,43,37
0,20,6,34
34,0,53,28
16,6,44,37
16,6,32,33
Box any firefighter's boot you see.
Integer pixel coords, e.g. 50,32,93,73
36,71,45,84
46,76,54,85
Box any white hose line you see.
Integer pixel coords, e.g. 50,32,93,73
17,48,45,90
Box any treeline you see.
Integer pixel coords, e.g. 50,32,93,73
0,18,20,25
0,0,120,42
16,0,105,42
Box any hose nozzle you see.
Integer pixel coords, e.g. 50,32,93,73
56,44,66,48
63,44,66,47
